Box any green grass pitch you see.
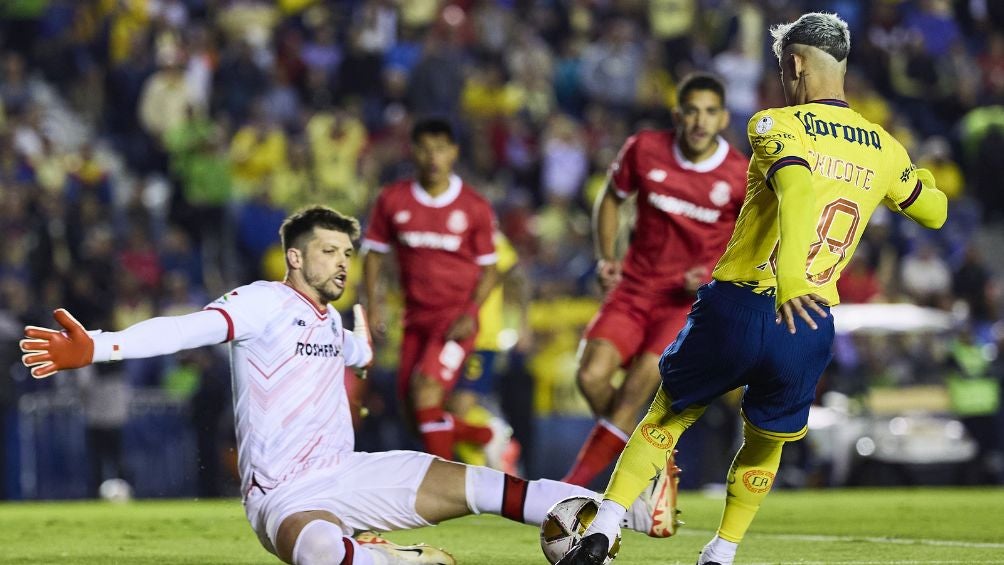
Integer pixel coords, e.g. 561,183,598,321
0,488,1002,564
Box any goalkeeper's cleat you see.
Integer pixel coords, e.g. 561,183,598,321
355,531,456,565
643,449,683,538
555,533,609,565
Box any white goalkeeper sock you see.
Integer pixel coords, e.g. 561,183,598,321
292,520,380,565
465,466,596,525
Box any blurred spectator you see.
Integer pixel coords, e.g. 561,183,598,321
301,22,342,84
406,33,465,119
269,139,316,213
261,65,301,130
979,33,1004,104
305,107,368,216
462,61,523,121
184,348,231,498
77,363,131,498
901,242,953,307
119,224,163,292
138,39,198,148
0,53,36,116
228,101,287,195
916,136,964,200
954,245,996,326
183,25,217,113
648,0,697,71
845,70,892,129
105,33,156,170
904,0,961,59
580,19,643,113
712,37,760,136
540,114,587,203
837,254,883,304
160,226,203,290
212,39,267,125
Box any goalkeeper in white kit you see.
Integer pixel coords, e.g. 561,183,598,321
21,205,675,565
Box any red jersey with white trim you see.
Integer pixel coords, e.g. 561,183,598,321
205,281,371,499
362,174,497,320
610,130,748,294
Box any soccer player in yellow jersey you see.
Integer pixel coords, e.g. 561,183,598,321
452,232,521,470
558,12,947,565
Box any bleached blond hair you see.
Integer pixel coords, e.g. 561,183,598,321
770,12,850,62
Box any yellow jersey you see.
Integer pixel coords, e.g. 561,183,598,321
713,99,947,308
475,232,519,351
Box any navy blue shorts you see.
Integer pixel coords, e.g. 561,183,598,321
455,350,498,395
659,281,834,435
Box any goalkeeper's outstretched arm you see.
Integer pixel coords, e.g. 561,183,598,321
21,309,229,378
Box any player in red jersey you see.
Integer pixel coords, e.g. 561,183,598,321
563,74,749,518
362,118,504,462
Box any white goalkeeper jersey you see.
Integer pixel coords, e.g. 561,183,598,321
205,281,371,499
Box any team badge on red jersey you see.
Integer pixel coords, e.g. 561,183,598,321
710,181,732,207
447,210,468,233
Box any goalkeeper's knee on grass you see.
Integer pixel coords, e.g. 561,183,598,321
293,520,375,565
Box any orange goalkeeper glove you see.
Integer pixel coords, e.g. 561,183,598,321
20,309,95,378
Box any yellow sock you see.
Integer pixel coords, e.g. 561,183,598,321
717,422,788,543
454,404,492,466
604,387,705,509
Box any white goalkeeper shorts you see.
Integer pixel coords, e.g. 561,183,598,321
244,450,438,555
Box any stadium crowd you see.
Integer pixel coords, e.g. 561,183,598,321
1,0,1003,497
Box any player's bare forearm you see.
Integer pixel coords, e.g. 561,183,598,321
469,263,499,309
361,251,384,308
361,250,388,338
592,184,622,261
593,185,625,291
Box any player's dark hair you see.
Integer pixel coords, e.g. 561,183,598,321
280,206,361,251
411,117,456,144
676,72,727,107
771,12,850,62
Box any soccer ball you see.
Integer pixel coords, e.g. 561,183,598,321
539,496,621,564
98,478,133,503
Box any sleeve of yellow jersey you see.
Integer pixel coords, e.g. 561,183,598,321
747,110,818,309
883,140,948,230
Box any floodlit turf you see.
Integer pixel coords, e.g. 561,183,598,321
0,488,1002,564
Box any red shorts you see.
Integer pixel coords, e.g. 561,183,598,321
584,284,694,365
397,312,478,402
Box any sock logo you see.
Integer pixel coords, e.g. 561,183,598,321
742,470,775,493
640,424,673,449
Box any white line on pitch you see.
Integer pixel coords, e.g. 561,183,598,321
740,562,1002,564
669,528,1004,550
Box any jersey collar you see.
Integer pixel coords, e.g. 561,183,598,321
810,99,850,108
673,135,730,173
411,174,462,208
282,281,329,319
